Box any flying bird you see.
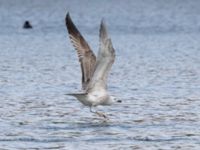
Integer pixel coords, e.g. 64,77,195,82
65,13,121,118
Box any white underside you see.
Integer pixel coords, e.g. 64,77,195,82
74,90,113,107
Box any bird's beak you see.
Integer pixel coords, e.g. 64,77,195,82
117,100,122,103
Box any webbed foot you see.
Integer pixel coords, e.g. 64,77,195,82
95,111,108,119
90,107,108,119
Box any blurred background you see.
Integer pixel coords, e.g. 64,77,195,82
1,0,200,34
0,0,200,149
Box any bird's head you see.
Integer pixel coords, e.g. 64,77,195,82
110,96,122,104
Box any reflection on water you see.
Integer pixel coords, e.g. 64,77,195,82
1,0,200,149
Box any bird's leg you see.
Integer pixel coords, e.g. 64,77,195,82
90,106,95,113
90,106,108,119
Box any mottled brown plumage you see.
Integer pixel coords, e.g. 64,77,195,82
66,13,96,90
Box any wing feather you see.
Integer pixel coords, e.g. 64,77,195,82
65,13,96,90
87,20,115,92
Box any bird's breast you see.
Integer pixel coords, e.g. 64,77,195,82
87,91,109,106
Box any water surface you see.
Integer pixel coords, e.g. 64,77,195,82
0,0,200,149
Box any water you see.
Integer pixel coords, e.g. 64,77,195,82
0,0,200,149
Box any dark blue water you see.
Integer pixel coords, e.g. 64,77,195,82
0,0,200,149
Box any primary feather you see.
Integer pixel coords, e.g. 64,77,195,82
65,13,96,90
87,20,115,93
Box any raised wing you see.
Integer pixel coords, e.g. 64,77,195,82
87,20,115,93
65,13,96,90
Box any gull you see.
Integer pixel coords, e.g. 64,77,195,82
65,13,121,118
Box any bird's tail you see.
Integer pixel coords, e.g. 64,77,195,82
65,92,87,99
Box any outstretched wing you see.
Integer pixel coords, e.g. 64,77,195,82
87,20,115,93
65,13,96,90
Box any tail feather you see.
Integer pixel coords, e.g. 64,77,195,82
65,93,78,96
65,92,87,98
66,92,88,105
